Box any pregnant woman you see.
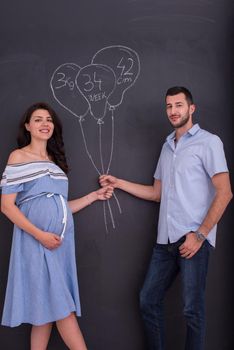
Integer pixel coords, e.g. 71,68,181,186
1,102,113,350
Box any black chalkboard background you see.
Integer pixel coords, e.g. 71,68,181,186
0,1,233,349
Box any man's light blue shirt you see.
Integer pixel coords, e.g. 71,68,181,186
154,124,228,247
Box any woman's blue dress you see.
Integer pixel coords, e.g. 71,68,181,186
1,161,81,327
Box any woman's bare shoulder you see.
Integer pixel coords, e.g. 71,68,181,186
7,149,28,165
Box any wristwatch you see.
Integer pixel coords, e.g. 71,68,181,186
194,231,206,242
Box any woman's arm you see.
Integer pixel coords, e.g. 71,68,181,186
68,186,113,214
1,193,61,250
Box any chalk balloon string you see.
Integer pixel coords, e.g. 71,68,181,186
78,108,121,233
50,45,140,233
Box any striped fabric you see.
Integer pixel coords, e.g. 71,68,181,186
1,161,81,327
1,161,67,186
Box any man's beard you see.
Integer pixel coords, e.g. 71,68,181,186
170,113,190,129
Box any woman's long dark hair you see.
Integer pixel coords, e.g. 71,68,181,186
17,102,69,174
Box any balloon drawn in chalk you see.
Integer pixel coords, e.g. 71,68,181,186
76,64,116,124
50,46,141,233
92,45,140,109
50,63,89,120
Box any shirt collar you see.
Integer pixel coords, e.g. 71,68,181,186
166,123,200,142
187,123,200,136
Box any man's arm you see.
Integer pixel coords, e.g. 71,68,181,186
180,172,233,259
198,172,233,236
99,175,161,202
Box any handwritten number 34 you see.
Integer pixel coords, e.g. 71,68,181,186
82,72,102,92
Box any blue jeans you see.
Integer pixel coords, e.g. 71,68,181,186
139,238,211,350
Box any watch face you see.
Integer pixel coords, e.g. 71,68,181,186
196,232,206,241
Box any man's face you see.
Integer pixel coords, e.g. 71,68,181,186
166,93,195,129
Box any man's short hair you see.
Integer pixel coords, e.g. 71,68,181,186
166,86,194,105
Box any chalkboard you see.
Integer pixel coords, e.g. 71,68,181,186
0,1,233,349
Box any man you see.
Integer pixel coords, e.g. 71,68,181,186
99,86,232,350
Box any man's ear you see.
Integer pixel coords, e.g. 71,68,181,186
190,104,196,115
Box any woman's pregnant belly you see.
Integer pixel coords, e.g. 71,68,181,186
20,193,73,237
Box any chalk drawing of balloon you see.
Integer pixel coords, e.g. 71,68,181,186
75,64,116,123
50,47,141,232
50,63,89,120
92,46,140,109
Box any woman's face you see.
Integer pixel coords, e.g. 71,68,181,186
25,109,54,141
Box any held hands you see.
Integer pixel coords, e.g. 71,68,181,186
97,174,116,200
38,231,62,250
179,232,203,259
99,174,118,188
95,185,114,201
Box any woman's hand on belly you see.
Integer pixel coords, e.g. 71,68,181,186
37,231,62,250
